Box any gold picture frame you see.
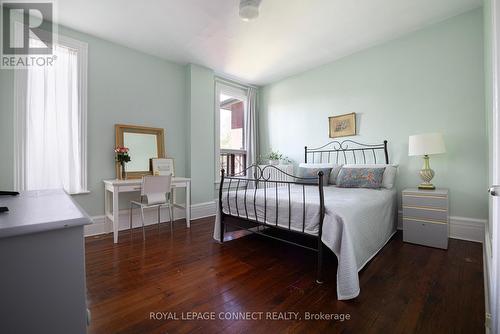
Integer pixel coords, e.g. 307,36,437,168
115,124,165,179
150,157,175,177
329,113,356,138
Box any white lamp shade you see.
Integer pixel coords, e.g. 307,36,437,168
408,133,446,156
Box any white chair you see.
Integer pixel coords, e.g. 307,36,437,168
129,175,174,240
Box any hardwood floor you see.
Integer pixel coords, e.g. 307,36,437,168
85,217,484,334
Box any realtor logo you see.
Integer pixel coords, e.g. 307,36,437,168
1,1,56,68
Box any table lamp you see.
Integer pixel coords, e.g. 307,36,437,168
408,133,446,190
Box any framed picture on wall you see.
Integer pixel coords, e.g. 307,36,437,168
150,158,175,176
329,113,356,138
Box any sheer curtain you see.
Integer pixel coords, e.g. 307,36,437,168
245,87,259,168
15,37,88,194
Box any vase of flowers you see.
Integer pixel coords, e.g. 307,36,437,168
115,146,131,180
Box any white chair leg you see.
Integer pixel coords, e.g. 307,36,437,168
129,204,133,237
157,206,161,232
169,204,174,233
140,206,146,241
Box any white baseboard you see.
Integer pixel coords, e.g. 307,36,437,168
448,216,486,243
85,201,216,237
190,201,217,220
397,210,486,243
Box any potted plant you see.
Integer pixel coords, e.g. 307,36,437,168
262,150,291,165
115,146,131,180
267,151,281,165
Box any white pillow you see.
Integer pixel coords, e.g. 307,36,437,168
298,163,343,185
342,164,398,189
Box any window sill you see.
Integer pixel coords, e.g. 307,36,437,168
69,190,91,195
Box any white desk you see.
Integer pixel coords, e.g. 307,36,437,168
103,177,191,243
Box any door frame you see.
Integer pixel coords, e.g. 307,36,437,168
490,0,500,332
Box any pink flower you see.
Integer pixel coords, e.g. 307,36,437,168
114,146,129,153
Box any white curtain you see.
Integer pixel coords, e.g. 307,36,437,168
16,42,85,194
245,87,259,168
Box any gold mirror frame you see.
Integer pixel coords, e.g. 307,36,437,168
115,124,165,179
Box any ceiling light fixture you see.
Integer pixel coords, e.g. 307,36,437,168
239,0,261,21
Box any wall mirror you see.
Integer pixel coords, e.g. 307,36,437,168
115,124,165,179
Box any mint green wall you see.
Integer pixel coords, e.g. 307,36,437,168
259,9,487,219
0,25,187,216
186,64,215,204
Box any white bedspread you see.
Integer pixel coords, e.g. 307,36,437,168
213,184,397,300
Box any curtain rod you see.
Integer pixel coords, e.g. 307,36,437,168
215,76,259,90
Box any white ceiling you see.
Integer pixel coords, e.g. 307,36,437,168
56,0,482,85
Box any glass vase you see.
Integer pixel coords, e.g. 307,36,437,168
120,163,127,180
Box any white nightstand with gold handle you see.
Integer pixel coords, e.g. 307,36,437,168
402,188,449,249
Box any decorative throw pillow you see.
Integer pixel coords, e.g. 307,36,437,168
298,163,343,184
336,167,386,189
342,164,398,189
296,166,332,184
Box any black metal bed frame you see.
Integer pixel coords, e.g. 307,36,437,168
218,140,389,284
305,140,388,165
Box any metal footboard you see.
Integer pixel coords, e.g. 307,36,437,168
218,164,326,283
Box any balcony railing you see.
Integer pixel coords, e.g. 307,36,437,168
220,150,246,176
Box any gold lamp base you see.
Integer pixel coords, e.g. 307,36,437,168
418,155,436,190
418,183,436,190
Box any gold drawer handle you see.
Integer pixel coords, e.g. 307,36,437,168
402,205,447,212
403,194,447,199
403,217,447,225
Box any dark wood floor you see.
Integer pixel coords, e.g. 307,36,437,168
85,217,484,334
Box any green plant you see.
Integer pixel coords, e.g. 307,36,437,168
261,150,292,164
267,151,283,161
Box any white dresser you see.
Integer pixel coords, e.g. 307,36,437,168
0,189,92,334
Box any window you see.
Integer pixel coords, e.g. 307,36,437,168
215,82,248,177
14,34,88,194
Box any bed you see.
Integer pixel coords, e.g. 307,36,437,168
213,140,397,300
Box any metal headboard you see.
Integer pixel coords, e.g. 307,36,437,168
304,140,389,164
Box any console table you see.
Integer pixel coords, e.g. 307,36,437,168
103,177,191,243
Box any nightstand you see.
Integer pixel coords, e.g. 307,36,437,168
402,188,449,249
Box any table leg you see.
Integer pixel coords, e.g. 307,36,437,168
186,181,191,228
112,189,119,243
104,188,110,221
